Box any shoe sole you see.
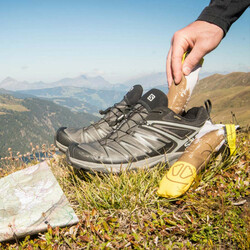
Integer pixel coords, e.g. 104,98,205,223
55,139,68,153
66,151,183,174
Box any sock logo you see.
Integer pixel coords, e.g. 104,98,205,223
184,137,195,148
147,93,155,102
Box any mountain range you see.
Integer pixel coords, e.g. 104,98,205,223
0,73,169,114
0,75,134,91
0,71,218,92
0,75,113,91
0,71,228,114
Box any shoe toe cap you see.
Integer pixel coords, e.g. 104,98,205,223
55,127,74,148
68,143,97,163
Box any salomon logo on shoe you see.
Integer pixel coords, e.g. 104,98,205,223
147,93,156,102
129,86,134,92
184,137,195,148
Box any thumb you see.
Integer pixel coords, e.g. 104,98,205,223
182,45,206,75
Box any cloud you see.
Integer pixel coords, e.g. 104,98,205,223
21,66,29,70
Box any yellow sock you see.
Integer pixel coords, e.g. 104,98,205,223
225,124,236,156
157,161,197,198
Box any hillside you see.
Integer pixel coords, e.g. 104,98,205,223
188,72,250,127
0,94,98,157
0,88,34,99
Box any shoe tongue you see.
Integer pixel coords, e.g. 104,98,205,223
139,88,168,111
124,85,143,105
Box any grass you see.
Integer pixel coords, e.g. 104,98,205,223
0,131,249,249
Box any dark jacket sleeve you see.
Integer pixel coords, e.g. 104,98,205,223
197,0,250,35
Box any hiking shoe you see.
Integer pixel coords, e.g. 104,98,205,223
55,85,143,152
66,89,211,173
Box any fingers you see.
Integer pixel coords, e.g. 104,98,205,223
171,33,189,84
182,43,207,75
167,21,224,83
166,46,173,88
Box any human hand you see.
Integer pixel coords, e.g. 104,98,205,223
166,20,224,87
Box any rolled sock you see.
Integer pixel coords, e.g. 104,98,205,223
157,124,237,198
168,58,203,114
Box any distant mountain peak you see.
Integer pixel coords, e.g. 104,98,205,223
2,77,17,82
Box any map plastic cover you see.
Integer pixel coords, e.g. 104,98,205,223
0,161,79,242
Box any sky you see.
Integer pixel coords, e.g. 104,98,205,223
0,0,249,84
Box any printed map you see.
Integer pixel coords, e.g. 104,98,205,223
0,161,79,242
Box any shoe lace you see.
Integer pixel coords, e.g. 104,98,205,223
100,102,132,126
100,104,149,145
85,102,132,133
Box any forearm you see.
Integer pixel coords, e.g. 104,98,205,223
197,0,250,35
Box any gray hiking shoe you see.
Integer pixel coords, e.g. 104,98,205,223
66,89,211,173
55,85,143,152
